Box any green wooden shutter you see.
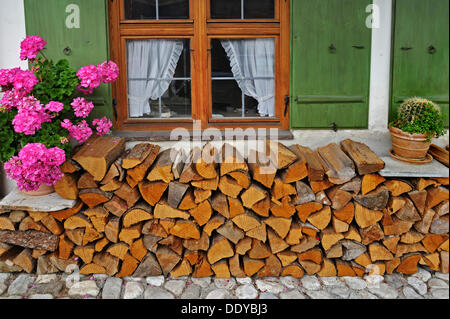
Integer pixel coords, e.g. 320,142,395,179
390,0,449,128
290,0,372,129
23,0,112,120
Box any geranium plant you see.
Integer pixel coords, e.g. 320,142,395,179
0,35,118,191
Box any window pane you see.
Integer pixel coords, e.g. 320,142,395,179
210,0,275,19
124,0,189,20
126,39,191,119
159,0,189,19
244,0,274,19
124,0,156,20
211,38,275,118
210,0,241,19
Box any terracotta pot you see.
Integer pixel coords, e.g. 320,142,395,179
22,184,55,196
389,125,432,160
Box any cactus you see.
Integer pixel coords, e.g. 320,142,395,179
397,97,440,127
393,97,445,140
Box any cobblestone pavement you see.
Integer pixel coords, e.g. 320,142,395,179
0,267,448,300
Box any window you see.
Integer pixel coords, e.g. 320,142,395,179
108,0,289,130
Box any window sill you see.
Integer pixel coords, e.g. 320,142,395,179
111,129,294,142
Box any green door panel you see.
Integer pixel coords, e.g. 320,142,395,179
24,0,112,120
290,0,372,129
391,0,449,128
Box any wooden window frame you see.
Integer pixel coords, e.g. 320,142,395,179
108,0,290,131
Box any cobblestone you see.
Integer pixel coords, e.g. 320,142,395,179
0,267,447,299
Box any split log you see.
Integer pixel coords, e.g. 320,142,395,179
19,217,48,233
179,148,203,184
243,256,265,277
298,248,323,265
277,250,298,267
79,188,113,208
290,145,325,181
310,179,334,193
122,143,155,169
203,215,225,237
103,195,128,218
307,206,331,230
299,260,321,275
280,146,308,183
77,173,98,190
210,192,229,219
396,253,421,275
229,253,246,278
360,223,384,245
218,175,243,198
296,202,323,223
172,258,193,278
147,149,175,183
60,159,81,174
191,176,219,191
435,200,449,216
422,234,447,253
396,197,421,222
264,216,291,239
122,202,153,228
270,197,296,218
40,214,63,235
326,186,352,210
332,217,349,233
159,236,183,255
426,186,449,209
73,245,95,264
336,260,357,277
207,235,234,264
228,197,245,218
414,178,440,191
119,224,142,245
247,149,277,188
340,139,384,175
333,202,354,224
344,225,362,243
217,220,245,244
248,239,271,259
228,171,251,190
194,188,212,203
154,201,190,220
0,230,58,251
232,211,262,232
183,231,210,252
114,183,140,207
54,174,78,200
155,246,181,276
100,178,123,192
104,217,120,243
369,243,394,262
50,200,84,222
383,216,414,236
192,252,213,277
251,196,270,217
0,217,14,231
170,220,201,240
326,243,343,259
72,136,125,181
267,228,289,254
317,258,337,277
285,223,303,246
340,176,362,195
64,214,92,230
95,237,109,252
189,200,212,226
408,190,428,215
257,254,282,277
139,181,168,207
13,248,35,273
66,229,84,246
430,215,449,235
281,263,305,278
266,140,298,169
246,224,267,242
220,143,248,176
241,184,267,208
317,143,356,184
384,180,413,197
320,227,344,251
387,196,407,215
291,237,320,254
354,203,383,228
293,181,315,205
341,240,367,261
354,186,389,210
236,237,253,255
129,239,147,262
315,191,331,206
117,253,140,278
127,144,161,183
361,174,386,195
272,178,296,200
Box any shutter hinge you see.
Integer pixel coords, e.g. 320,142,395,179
112,98,118,121
332,122,338,132
284,95,290,117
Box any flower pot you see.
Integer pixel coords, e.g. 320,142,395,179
22,184,55,196
389,125,432,160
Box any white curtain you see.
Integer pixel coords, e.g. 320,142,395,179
127,39,184,117
221,38,275,117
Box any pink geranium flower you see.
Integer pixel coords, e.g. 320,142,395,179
92,117,113,136
20,35,47,60
3,143,65,192
71,97,94,118
45,101,64,113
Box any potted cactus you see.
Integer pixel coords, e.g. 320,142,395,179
389,97,445,161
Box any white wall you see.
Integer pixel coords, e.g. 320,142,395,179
0,0,27,198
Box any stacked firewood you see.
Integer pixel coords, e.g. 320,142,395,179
0,136,448,278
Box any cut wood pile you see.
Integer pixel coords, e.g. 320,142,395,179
0,136,448,278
